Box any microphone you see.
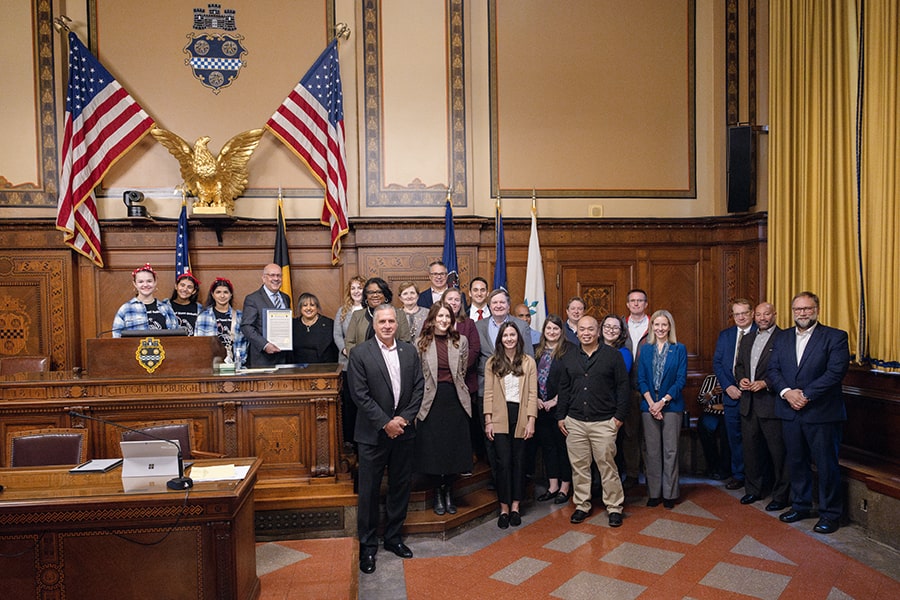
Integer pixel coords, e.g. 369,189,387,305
68,411,193,490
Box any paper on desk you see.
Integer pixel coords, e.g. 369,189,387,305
189,464,251,482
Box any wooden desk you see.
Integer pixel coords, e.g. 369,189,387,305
0,458,261,600
0,364,356,539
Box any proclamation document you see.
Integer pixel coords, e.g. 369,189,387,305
265,309,293,351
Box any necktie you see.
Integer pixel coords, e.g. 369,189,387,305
733,330,744,369
477,308,484,320
273,293,284,310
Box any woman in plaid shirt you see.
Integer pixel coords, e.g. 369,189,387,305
111,263,179,337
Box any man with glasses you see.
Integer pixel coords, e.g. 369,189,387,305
240,263,292,367
417,260,451,309
768,292,849,534
712,299,757,490
621,289,650,488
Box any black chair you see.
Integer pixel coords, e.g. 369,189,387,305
8,427,87,467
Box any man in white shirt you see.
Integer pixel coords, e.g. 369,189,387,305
468,277,490,320
417,260,449,308
620,288,650,488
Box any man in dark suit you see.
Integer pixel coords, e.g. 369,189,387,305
240,263,292,367
417,260,450,308
768,291,849,534
348,304,424,574
734,302,788,511
712,298,757,490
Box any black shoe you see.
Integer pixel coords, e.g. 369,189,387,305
779,509,813,523
509,511,522,527
765,500,788,512
646,497,661,507
740,494,762,505
433,486,446,515
498,513,510,529
554,491,571,505
663,498,676,509
725,478,745,490
384,541,413,559
359,553,376,574
608,512,623,527
537,489,559,502
813,517,839,534
570,509,591,524
444,486,457,515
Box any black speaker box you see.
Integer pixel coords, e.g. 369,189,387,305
727,125,754,213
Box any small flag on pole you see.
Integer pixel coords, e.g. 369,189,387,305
274,192,293,312
524,196,546,332
175,198,191,277
442,190,459,288
493,196,507,291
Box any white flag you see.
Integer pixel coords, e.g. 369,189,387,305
523,206,546,332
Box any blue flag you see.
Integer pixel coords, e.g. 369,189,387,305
442,199,459,288
175,201,191,277
493,201,507,291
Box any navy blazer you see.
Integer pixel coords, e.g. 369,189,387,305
767,324,849,423
348,336,424,445
734,326,781,419
712,324,757,405
637,342,688,412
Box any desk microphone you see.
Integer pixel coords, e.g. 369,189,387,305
68,411,193,490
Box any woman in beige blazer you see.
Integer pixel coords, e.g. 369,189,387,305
484,322,538,529
414,302,472,515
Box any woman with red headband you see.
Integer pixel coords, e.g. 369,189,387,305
195,277,247,368
169,271,203,335
112,263,179,337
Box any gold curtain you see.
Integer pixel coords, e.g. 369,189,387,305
768,1,861,355
859,1,900,371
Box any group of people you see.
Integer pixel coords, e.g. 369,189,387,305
700,295,850,535
112,262,850,573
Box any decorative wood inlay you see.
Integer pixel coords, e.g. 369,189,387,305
0,505,205,527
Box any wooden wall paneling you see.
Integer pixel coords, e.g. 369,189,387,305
559,262,636,321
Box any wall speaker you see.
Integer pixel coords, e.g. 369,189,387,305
727,126,753,213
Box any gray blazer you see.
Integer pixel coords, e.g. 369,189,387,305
475,315,535,393
418,335,471,421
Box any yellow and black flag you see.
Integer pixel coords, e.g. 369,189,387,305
274,195,293,313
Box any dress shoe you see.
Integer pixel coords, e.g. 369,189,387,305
537,489,559,502
570,509,591,524
509,511,522,527
359,553,376,574
608,512,623,527
646,497,661,507
384,541,413,559
663,498,677,509
779,509,813,523
765,500,788,511
444,486,457,515
554,490,571,505
725,478,745,490
740,494,762,505
497,513,510,529
814,517,839,534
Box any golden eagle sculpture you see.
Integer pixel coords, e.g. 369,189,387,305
150,127,265,213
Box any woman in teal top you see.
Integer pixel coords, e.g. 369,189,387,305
637,309,687,509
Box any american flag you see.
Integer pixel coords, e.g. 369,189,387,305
175,200,191,277
55,32,154,268
266,39,349,265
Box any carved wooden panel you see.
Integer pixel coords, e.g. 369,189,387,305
559,262,636,321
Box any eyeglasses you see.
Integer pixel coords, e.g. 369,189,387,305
602,325,621,332
792,306,816,313
365,289,384,297
429,272,447,277
628,298,646,303
733,311,752,317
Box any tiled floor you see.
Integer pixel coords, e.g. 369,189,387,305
256,477,900,600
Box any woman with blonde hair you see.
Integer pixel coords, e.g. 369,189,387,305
334,275,365,448
414,302,472,515
637,309,687,508
398,280,428,339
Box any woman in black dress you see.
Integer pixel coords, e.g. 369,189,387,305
292,293,339,364
415,302,472,515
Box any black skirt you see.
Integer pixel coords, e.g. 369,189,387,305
414,382,473,475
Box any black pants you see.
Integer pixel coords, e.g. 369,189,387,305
356,436,414,554
490,402,526,506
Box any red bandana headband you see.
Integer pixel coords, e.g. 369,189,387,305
132,263,156,279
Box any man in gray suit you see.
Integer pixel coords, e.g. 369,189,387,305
349,304,424,574
734,302,788,511
240,263,292,367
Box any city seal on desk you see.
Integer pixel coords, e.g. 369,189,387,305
135,337,166,374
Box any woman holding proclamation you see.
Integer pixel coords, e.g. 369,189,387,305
112,263,179,337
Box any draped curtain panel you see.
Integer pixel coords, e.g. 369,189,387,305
770,0,900,371
859,1,900,371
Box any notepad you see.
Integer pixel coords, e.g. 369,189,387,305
70,458,123,473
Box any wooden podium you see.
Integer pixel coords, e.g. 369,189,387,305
86,336,226,378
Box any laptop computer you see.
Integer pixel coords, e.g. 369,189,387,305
120,439,183,493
